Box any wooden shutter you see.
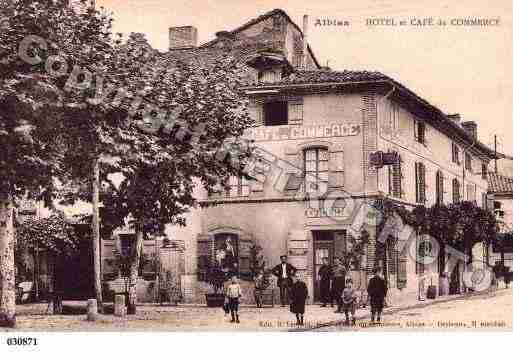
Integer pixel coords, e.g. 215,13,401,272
392,157,402,198
248,100,263,126
197,234,213,282
238,235,253,280
328,145,345,188
284,147,302,191
288,97,303,126
416,163,426,203
366,235,376,274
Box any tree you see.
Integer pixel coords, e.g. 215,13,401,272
16,213,79,313
97,46,254,313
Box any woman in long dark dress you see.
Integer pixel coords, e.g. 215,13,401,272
289,274,308,326
318,257,332,307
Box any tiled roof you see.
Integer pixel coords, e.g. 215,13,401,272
272,69,389,85
488,172,513,193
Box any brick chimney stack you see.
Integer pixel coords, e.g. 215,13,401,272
447,113,461,124
169,26,198,50
462,121,478,140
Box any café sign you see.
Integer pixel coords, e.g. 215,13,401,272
245,123,361,142
305,206,350,219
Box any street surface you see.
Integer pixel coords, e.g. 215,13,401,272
3,288,512,331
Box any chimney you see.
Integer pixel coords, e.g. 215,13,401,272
447,113,461,124
462,121,477,140
215,30,235,48
302,15,308,69
169,26,198,50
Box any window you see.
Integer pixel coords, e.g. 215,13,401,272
452,179,461,203
304,148,329,194
226,176,250,197
415,162,426,204
465,153,472,173
414,119,426,144
482,163,488,180
452,143,460,165
389,102,400,131
388,156,402,198
214,233,239,274
466,184,476,203
263,101,288,126
435,170,444,205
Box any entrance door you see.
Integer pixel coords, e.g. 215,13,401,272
313,231,334,301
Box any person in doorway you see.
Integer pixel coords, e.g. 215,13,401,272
272,255,297,306
225,276,243,323
341,278,358,325
331,257,347,312
289,273,308,326
367,267,387,323
318,257,332,307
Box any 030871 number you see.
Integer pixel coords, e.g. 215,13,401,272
6,337,38,346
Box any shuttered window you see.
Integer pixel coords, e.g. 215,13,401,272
288,97,304,126
452,178,461,203
465,153,473,173
436,170,444,205
452,143,460,165
482,163,488,180
415,162,426,204
414,119,426,144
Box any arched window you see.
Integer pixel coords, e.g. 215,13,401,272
213,233,239,276
304,147,329,194
452,178,461,203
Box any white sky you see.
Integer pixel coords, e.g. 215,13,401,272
97,0,513,155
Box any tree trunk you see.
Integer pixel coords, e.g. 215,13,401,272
91,157,103,313
127,224,144,315
0,193,16,327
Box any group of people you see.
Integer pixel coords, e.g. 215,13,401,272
223,254,388,326
271,255,388,325
318,256,389,324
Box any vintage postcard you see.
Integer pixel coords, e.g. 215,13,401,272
1,0,513,351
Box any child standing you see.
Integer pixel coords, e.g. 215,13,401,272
254,270,265,308
341,278,357,325
225,276,243,323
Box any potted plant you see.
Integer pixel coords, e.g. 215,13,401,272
205,263,227,307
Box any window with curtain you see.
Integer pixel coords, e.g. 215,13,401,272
304,148,329,195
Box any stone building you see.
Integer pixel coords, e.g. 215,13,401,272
149,9,498,304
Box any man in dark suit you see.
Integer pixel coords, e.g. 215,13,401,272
272,255,297,306
367,267,388,323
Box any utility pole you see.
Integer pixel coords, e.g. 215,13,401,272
495,135,498,174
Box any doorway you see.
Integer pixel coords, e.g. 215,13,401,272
312,230,347,301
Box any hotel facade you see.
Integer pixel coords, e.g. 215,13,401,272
146,9,497,304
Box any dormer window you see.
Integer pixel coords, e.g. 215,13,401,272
257,69,282,83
